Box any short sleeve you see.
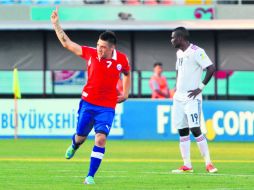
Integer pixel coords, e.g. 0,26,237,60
195,48,213,69
81,46,97,60
150,79,159,90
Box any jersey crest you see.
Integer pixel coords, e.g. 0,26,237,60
117,64,122,71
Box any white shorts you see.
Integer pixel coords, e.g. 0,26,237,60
172,98,202,130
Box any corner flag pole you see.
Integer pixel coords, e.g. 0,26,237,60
14,96,18,139
13,68,21,139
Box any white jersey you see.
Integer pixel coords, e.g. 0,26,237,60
174,44,213,101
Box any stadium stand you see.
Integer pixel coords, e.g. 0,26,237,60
0,1,254,100
0,0,254,5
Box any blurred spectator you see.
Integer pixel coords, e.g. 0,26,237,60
149,62,170,99
159,0,173,5
84,0,105,4
142,0,157,5
122,0,140,5
185,0,212,5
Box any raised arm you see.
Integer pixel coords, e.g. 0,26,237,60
51,7,82,56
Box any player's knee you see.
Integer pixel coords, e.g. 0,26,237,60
75,134,86,145
190,127,202,137
95,133,107,147
178,128,190,136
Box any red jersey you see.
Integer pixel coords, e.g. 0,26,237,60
80,46,130,108
149,75,169,99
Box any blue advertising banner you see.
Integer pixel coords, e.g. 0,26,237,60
202,101,254,141
122,100,254,141
122,100,175,140
0,99,253,141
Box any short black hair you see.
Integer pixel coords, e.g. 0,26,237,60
172,27,189,41
153,62,163,68
99,31,117,45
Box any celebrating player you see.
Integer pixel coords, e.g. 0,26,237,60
51,7,131,184
170,27,218,173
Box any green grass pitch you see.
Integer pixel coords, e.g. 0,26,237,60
0,139,253,190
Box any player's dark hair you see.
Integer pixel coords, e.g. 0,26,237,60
173,27,189,41
99,31,117,45
153,62,163,68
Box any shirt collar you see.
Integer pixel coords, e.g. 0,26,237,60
112,49,117,60
184,43,192,53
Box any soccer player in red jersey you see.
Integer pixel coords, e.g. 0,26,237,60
51,7,131,184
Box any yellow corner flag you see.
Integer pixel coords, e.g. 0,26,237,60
13,68,21,99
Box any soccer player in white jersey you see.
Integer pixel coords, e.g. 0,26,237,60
170,27,218,173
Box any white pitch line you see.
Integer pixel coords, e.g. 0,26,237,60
55,171,254,178
208,188,249,190
100,170,128,173
53,170,129,173
139,171,254,178
193,173,254,178
139,171,171,175
55,175,127,178
1,158,254,163
55,176,83,178
96,176,127,178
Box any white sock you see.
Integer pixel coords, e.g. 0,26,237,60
195,134,211,165
179,135,192,168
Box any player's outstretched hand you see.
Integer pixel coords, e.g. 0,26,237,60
187,88,202,99
117,94,127,103
51,6,59,24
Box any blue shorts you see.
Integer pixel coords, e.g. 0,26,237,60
76,100,115,136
